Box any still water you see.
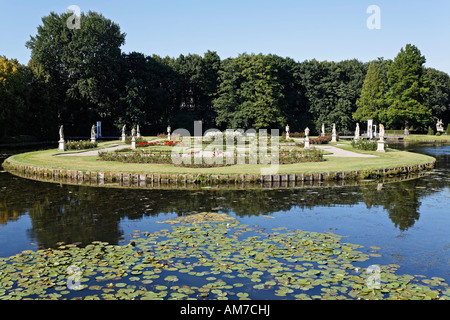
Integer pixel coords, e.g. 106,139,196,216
0,142,449,284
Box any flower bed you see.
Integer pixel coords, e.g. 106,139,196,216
98,147,324,167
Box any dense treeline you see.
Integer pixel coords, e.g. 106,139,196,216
1,11,449,141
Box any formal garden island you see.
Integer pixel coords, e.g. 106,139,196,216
3,127,436,188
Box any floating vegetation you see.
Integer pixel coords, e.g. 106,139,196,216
155,212,237,225
0,217,449,300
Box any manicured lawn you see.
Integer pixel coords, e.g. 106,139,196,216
4,139,435,175
405,134,450,141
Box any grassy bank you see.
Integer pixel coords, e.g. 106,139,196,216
405,134,450,141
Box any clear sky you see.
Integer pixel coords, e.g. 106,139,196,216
1,0,449,73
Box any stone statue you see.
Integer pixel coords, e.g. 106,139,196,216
379,124,385,140
91,125,96,139
285,125,290,139
331,123,337,142
136,125,141,138
131,128,136,149
377,124,385,152
355,123,360,140
321,123,325,136
305,127,310,137
436,119,444,133
121,125,126,142
59,125,64,141
58,125,65,151
91,125,96,143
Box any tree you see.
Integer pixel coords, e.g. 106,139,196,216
214,53,286,131
26,11,126,135
424,68,450,125
353,60,387,123
385,44,431,130
296,59,367,134
0,56,28,138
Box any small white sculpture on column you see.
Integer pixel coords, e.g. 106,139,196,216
167,125,171,141
354,123,360,140
131,128,136,149
90,124,96,144
321,123,325,137
331,123,337,142
377,124,385,152
304,127,310,149
285,124,290,140
121,125,126,143
58,125,65,151
136,125,141,138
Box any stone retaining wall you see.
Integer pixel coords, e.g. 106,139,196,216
2,159,436,189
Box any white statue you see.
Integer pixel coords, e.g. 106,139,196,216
379,124,385,141
91,125,96,141
321,123,325,136
436,119,444,133
136,125,141,138
305,127,310,137
90,125,96,143
121,125,126,142
285,124,290,139
331,123,337,142
58,125,65,151
354,123,360,140
59,125,64,142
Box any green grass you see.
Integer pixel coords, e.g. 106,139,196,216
4,139,435,176
404,134,450,141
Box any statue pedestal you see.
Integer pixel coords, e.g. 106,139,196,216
377,140,385,152
331,134,337,142
131,136,136,149
121,134,126,143
91,138,96,144
304,138,310,149
58,140,65,152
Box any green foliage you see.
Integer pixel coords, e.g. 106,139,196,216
435,132,441,136
446,124,450,135
25,11,125,134
0,56,28,138
296,59,368,133
351,139,377,151
427,126,434,135
214,53,287,130
385,44,431,130
353,61,387,123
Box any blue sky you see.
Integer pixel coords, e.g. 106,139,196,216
1,0,449,73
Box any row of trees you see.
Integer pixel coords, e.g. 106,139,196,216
1,10,449,141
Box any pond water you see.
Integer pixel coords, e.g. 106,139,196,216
0,141,449,300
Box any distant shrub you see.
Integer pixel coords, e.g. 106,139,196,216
351,139,377,151
66,140,97,150
436,132,441,136
427,126,434,135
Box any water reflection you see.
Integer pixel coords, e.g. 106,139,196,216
0,142,448,254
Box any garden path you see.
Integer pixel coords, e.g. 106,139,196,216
314,144,377,157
